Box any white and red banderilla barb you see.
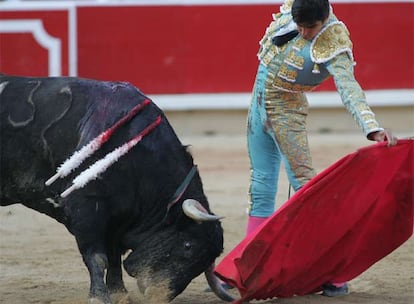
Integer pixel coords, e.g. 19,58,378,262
60,115,162,198
45,99,151,186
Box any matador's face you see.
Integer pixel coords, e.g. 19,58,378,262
296,18,327,41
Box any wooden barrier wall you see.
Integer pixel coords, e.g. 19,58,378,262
1,1,413,95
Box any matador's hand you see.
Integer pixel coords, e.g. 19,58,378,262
369,128,398,147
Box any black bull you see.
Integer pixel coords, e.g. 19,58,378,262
0,75,234,303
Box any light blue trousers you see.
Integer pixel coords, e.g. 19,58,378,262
247,64,316,217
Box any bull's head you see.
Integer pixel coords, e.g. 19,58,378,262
123,199,235,303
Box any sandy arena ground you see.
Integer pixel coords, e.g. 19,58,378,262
1,132,413,304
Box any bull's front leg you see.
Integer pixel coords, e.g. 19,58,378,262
106,247,127,294
83,252,112,304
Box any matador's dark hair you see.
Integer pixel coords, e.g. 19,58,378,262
292,0,330,27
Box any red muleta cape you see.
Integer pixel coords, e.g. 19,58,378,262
215,140,413,303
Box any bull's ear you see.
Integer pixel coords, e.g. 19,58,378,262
182,199,224,223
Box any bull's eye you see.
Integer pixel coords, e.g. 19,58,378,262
184,241,192,250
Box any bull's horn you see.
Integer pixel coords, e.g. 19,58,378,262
204,264,236,302
182,199,224,222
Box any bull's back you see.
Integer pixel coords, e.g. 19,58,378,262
0,75,149,207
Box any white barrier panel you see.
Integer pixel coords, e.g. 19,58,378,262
150,90,414,111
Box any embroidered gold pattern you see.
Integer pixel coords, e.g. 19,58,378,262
311,23,353,63
258,1,297,66
293,38,306,51
263,90,316,187
277,13,291,28
260,43,283,66
277,64,297,82
272,78,314,92
284,50,305,70
266,19,279,34
281,0,294,13
326,53,381,135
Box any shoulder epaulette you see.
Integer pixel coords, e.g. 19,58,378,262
310,22,354,64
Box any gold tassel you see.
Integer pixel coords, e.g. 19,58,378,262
312,63,320,74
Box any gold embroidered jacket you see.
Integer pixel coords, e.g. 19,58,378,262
257,1,383,136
